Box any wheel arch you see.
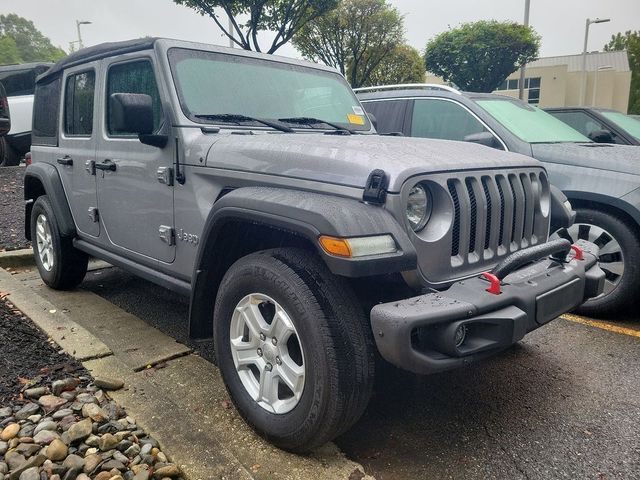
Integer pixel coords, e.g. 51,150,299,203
187,187,416,340
564,191,640,237
24,163,76,240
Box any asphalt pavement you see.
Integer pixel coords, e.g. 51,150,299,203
81,266,640,480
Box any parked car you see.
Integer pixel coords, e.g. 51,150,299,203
545,107,640,146
0,83,11,137
0,62,52,166
25,40,603,452
357,84,639,316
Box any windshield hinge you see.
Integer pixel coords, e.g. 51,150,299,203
363,169,388,204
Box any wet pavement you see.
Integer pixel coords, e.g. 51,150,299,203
81,267,640,480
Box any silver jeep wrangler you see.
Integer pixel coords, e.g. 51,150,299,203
25,38,604,452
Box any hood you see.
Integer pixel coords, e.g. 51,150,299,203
531,143,640,176
205,133,541,192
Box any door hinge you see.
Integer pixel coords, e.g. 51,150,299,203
157,166,174,186
158,225,175,246
363,169,388,204
88,207,99,223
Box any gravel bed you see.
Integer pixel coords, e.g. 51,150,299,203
0,166,29,252
0,299,184,480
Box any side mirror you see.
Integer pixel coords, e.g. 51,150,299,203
0,84,11,137
588,129,613,143
463,131,501,150
367,112,378,130
109,93,154,135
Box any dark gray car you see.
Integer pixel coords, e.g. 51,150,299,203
545,107,640,146
358,85,639,317
25,41,603,452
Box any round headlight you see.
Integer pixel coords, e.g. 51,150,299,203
406,184,430,232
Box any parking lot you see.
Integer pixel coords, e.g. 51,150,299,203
77,266,640,480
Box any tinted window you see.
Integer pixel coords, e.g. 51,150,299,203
107,61,162,135
362,100,406,134
64,71,95,136
32,76,62,145
411,99,489,141
549,111,606,138
0,68,37,96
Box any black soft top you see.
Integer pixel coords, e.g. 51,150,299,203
37,37,158,83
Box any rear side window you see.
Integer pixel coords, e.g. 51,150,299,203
411,99,489,141
107,60,162,135
32,76,62,146
362,100,407,134
0,68,37,96
64,71,95,136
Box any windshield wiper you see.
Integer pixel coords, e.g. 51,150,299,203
194,114,295,133
278,117,356,134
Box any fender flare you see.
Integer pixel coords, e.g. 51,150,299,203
24,163,76,240
564,190,640,227
188,187,417,338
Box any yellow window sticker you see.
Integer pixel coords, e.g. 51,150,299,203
347,114,365,125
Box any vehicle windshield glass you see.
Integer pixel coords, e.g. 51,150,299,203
600,110,640,141
167,48,370,131
476,98,590,143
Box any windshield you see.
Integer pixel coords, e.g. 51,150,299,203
600,110,640,141
476,98,590,143
168,48,370,131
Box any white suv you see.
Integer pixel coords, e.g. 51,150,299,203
0,62,51,166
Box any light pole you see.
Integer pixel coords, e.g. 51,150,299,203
518,0,531,101
592,65,613,106
76,20,92,50
580,17,610,106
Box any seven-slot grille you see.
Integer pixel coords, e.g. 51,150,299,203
446,171,547,263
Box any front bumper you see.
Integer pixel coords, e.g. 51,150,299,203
370,240,605,374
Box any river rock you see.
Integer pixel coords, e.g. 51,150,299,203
98,434,118,451
52,409,73,421
15,404,40,420
52,379,80,396
1,424,19,441
26,415,41,424
46,439,68,461
63,454,84,471
66,419,92,444
33,430,60,445
0,441,7,455
33,421,57,436
5,451,26,470
94,473,112,480
38,396,67,412
0,408,12,418
93,378,125,391
152,465,181,478
75,394,97,405
124,444,140,458
24,388,47,399
81,404,107,423
83,454,101,473
15,443,41,457
101,460,125,472
18,467,39,480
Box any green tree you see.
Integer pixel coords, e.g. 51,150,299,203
0,36,21,64
293,0,404,88
424,20,540,92
365,44,424,87
0,14,65,63
173,0,338,53
604,31,640,114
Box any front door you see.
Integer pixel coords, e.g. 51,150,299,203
57,63,99,238
95,56,175,264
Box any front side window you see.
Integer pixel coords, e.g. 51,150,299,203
411,99,490,142
107,60,163,135
167,48,371,131
600,110,640,142
477,98,590,143
64,71,95,136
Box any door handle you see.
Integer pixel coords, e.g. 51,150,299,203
56,156,73,166
95,159,117,172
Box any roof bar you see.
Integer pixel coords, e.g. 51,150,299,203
353,83,462,95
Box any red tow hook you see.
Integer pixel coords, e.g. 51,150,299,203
481,272,502,295
570,244,584,261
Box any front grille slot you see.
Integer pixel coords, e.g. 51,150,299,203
448,171,545,262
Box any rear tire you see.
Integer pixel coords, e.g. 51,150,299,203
213,248,375,452
556,207,640,317
30,195,88,290
0,137,19,167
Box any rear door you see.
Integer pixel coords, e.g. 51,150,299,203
57,63,100,238
95,55,175,264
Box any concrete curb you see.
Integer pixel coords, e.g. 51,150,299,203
0,266,375,480
0,248,34,268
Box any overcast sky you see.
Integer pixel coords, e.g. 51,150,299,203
3,0,639,60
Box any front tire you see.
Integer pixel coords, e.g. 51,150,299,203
213,248,375,452
555,207,640,317
31,196,88,290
